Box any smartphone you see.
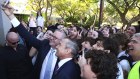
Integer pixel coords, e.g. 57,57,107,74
3,0,10,7
4,0,10,6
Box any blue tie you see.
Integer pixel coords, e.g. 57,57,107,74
44,49,54,79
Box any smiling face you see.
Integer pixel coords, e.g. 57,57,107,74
56,39,72,59
125,26,136,37
128,34,140,61
69,27,78,39
101,27,110,37
49,30,63,48
43,30,53,40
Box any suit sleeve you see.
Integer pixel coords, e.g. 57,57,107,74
16,23,42,50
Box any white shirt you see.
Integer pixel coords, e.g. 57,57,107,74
36,16,45,27
29,17,37,27
117,51,131,72
40,48,57,79
117,63,124,79
58,58,72,69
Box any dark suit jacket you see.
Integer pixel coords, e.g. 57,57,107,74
16,24,51,79
52,59,81,79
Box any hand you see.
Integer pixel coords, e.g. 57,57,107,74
2,4,14,16
78,50,87,68
77,30,83,39
2,4,15,19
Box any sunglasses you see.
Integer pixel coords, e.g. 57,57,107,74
8,41,19,45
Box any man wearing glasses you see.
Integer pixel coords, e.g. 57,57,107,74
2,4,67,79
0,32,33,79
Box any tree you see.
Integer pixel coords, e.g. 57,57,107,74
27,0,46,12
106,0,140,28
51,0,98,27
27,0,55,26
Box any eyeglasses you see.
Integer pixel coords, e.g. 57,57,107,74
8,41,19,45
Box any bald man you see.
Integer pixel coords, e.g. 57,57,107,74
6,32,19,48
0,32,33,79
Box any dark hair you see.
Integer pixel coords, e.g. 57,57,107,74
36,10,42,18
83,37,96,46
47,25,58,32
85,50,118,79
110,33,129,50
9,26,18,33
101,26,114,35
103,38,119,56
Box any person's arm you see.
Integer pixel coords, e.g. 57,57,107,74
29,47,38,57
2,4,43,49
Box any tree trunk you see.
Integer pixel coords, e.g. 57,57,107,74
48,1,52,20
45,0,49,27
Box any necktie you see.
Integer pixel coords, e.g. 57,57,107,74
53,59,60,75
44,49,54,79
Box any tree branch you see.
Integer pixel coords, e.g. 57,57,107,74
107,0,128,24
124,0,129,7
129,13,140,23
106,0,123,15
136,2,140,14
129,0,137,8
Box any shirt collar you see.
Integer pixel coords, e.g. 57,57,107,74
58,58,72,69
50,48,56,53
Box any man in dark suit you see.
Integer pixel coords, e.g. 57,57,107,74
52,38,81,79
0,32,33,79
2,5,66,79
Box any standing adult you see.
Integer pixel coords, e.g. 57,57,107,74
127,33,140,79
52,38,81,79
0,32,33,79
29,14,37,36
36,11,45,29
2,4,67,79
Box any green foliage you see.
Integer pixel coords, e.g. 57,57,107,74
84,15,95,27
65,16,78,23
52,0,98,25
106,0,140,26
26,0,47,12
25,0,140,27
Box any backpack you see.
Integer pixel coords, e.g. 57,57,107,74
118,55,133,68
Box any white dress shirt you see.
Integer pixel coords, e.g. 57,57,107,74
58,58,72,69
40,48,57,79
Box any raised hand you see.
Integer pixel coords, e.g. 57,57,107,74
2,4,14,16
78,49,87,68
77,30,83,39
2,4,16,20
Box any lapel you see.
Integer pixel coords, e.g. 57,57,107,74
34,43,51,67
41,46,51,61
53,60,73,77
